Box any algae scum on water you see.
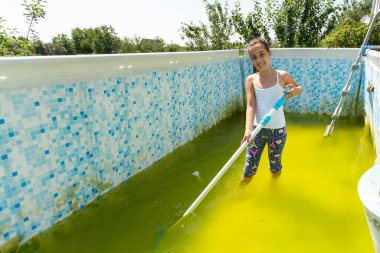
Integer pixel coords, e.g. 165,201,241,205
18,112,376,253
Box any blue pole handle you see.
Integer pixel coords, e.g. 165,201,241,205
260,115,272,126
273,94,286,110
273,87,289,110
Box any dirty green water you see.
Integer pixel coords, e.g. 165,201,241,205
18,112,376,253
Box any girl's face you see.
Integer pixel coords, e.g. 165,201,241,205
248,43,271,71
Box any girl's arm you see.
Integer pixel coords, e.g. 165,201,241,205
241,75,256,144
279,70,302,99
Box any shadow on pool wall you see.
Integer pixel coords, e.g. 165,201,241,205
0,47,378,250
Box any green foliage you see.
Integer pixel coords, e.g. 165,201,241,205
92,26,121,54
32,34,76,55
268,0,337,47
0,17,34,56
51,34,76,54
180,0,233,50
337,0,373,25
22,0,47,40
204,0,234,49
120,36,140,53
180,21,210,51
6,37,34,56
138,37,166,52
320,22,380,47
71,26,121,54
165,42,185,52
231,0,270,46
0,17,16,56
320,0,376,47
0,0,46,56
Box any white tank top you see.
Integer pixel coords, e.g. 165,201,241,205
253,71,286,129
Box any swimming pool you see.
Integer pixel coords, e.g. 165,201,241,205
0,48,379,252
16,112,376,253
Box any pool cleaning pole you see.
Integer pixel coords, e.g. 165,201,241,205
183,92,288,217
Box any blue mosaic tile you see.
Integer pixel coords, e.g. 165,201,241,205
0,58,243,246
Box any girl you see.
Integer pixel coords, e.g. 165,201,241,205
241,38,302,183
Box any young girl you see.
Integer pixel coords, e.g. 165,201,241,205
241,38,302,183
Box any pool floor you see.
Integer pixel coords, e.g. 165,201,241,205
18,112,376,253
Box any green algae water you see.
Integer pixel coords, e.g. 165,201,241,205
18,112,376,253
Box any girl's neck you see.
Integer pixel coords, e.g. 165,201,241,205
258,67,275,77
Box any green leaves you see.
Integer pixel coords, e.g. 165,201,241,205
22,0,47,40
320,22,380,48
180,0,338,49
204,0,234,49
320,0,376,48
180,21,210,51
271,0,337,47
71,26,121,54
231,0,270,46
180,0,233,50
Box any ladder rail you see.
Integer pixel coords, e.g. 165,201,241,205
325,11,380,136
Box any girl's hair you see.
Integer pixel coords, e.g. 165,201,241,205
246,38,270,73
246,38,270,52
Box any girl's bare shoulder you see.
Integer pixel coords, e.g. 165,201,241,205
277,69,298,85
277,69,290,77
246,73,257,82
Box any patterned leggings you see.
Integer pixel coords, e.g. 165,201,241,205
243,126,287,177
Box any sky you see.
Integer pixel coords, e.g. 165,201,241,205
0,0,261,45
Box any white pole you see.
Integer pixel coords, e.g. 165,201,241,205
182,93,287,217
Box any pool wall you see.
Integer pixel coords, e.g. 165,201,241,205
364,50,380,158
0,48,367,248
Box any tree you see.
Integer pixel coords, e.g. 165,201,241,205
71,26,121,54
8,36,34,56
120,36,140,53
22,0,47,40
71,28,92,54
0,17,35,56
0,18,17,56
51,34,76,55
267,0,337,47
204,0,234,49
32,39,49,55
180,21,210,51
338,0,372,24
320,23,380,47
92,26,121,54
166,42,184,52
138,37,166,52
320,0,379,47
119,36,184,53
180,0,233,50
231,0,271,46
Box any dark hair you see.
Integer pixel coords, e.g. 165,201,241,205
246,38,270,52
246,38,270,73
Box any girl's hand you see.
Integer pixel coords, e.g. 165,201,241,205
284,84,301,99
241,129,252,145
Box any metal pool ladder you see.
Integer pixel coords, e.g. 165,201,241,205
324,10,380,136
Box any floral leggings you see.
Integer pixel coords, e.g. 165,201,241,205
243,126,287,177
